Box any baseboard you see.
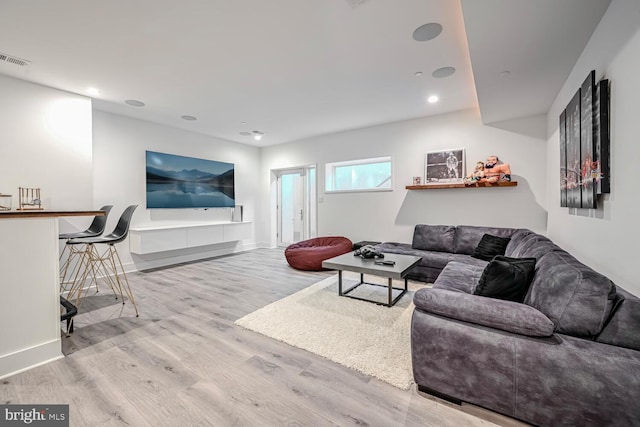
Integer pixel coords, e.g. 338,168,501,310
128,241,259,272
0,339,63,380
255,241,277,249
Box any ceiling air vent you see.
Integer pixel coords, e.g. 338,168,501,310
0,52,32,68
345,0,368,8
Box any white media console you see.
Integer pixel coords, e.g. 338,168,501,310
129,221,252,254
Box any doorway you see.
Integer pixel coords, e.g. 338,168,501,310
275,166,316,246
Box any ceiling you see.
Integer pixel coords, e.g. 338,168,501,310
0,0,611,147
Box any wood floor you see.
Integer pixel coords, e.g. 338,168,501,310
0,248,527,426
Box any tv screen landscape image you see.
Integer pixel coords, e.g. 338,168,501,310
146,150,235,209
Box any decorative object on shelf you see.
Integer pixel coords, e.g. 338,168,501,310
412,176,421,185
406,181,517,190
559,70,610,209
0,194,11,211
18,187,43,210
425,149,465,184
231,205,243,222
481,155,511,184
464,161,485,184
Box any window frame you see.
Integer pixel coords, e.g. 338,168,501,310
324,156,393,194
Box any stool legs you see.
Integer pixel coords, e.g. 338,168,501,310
62,243,139,334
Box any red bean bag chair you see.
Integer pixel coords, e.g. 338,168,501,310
285,236,353,271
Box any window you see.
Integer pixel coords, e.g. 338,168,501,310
325,156,392,193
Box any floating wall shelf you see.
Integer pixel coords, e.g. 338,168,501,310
406,181,518,190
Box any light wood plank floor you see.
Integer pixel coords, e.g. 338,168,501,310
1,248,527,426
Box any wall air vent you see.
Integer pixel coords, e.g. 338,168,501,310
0,52,32,68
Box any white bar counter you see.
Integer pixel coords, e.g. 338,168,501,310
0,210,104,379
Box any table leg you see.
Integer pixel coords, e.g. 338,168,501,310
388,277,393,306
338,270,343,296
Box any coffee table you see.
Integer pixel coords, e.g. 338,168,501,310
322,252,421,307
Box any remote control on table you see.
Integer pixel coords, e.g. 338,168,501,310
375,260,395,266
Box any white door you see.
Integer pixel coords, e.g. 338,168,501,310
276,167,316,246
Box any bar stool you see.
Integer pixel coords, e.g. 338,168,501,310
65,205,139,321
59,205,113,292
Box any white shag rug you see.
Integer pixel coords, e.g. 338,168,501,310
234,272,428,390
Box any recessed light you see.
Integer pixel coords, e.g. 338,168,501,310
125,99,145,107
432,67,456,78
239,131,251,136
252,130,264,141
412,23,443,42
241,121,247,125
86,87,100,97
500,70,511,78
181,115,197,121
414,71,423,77
427,95,439,104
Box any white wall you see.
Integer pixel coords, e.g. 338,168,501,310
0,75,93,378
546,0,640,295
92,110,261,270
260,109,547,246
0,75,93,211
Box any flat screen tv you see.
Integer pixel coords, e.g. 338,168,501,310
146,150,235,209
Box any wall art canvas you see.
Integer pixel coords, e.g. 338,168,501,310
425,149,465,184
594,79,611,194
146,150,235,209
559,110,568,207
580,70,596,209
566,89,582,208
559,70,611,209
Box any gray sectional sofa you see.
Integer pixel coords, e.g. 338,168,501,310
377,225,640,426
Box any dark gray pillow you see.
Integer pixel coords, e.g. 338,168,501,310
471,234,511,261
474,256,536,303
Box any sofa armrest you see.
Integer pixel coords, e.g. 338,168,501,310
413,288,554,337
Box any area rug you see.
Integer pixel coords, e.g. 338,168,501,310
234,272,428,390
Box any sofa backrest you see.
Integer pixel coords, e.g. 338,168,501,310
525,251,617,338
453,225,517,255
412,225,456,252
412,224,519,254
505,230,563,260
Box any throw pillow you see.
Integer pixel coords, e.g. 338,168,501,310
471,234,511,261
474,256,537,303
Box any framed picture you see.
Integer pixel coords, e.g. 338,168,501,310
425,149,465,184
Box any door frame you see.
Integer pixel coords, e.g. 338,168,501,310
273,165,317,247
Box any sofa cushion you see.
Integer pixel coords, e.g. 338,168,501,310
525,251,617,337
414,288,555,337
375,242,414,255
377,243,452,269
471,234,511,261
475,256,536,303
433,261,485,294
454,225,516,255
412,225,456,253
596,289,640,351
